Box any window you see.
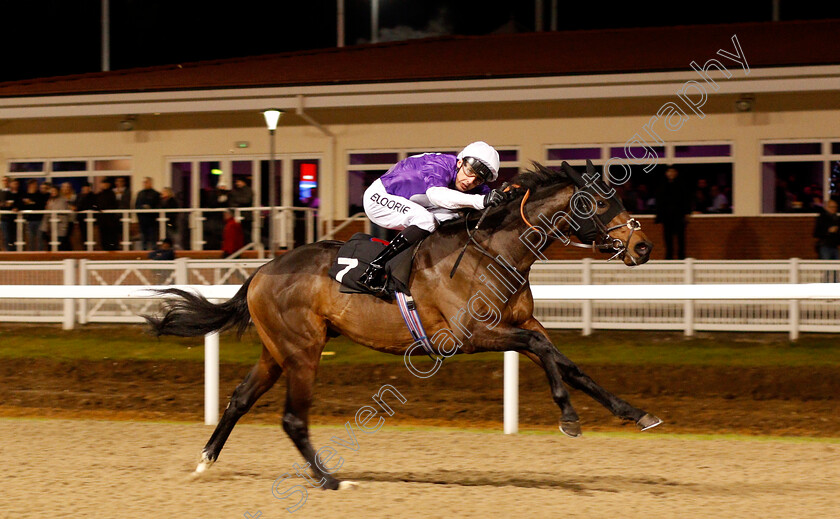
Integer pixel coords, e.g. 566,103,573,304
545,143,733,215
6,157,132,198
347,152,397,216
346,148,520,215
761,140,839,213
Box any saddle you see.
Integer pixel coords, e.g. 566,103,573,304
328,233,419,297
328,233,437,359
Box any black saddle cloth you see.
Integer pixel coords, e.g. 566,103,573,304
328,233,418,296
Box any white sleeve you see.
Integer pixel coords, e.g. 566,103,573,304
426,186,485,210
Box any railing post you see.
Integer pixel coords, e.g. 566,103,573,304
582,257,592,336
62,259,76,330
85,211,96,251
193,210,206,251
789,257,800,341
78,259,88,324
175,257,189,285
14,213,25,251
157,210,167,245
306,208,315,244
204,329,220,425
252,207,263,257
503,350,518,434
120,210,132,251
278,209,288,249
684,258,695,336
49,211,60,252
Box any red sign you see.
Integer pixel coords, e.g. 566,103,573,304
300,163,317,182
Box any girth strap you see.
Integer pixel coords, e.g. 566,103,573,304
395,291,438,360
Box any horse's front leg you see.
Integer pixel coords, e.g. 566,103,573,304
519,318,662,431
470,327,583,437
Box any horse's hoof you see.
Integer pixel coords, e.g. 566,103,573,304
559,420,582,438
637,413,663,431
192,452,215,476
338,481,359,490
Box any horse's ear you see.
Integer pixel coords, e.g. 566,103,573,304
585,159,596,177
561,161,584,186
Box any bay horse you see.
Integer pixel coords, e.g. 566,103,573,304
145,161,660,490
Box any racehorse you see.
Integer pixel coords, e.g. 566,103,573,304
145,161,660,490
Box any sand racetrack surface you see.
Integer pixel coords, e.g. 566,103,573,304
1,356,840,517
2,418,839,518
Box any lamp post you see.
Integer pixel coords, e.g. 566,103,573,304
263,109,283,258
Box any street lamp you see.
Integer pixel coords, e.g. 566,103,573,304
263,109,283,258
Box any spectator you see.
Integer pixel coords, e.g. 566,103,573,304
203,182,229,250
691,178,710,214
775,178,797,212
135,177,161,250
229,178,254,244
655,165,691,260
814,199,840,259
636,184,656,213
40,185,71,251
222,209,244,258
59,183,77,248
21,179,47,251
113,177,131,210
620,185,641,214
1,177,21,250
74,183,95,249
160,187,182,248
148,237,175,260
94,178,119,250
707,185,730,213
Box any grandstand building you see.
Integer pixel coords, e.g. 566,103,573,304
1,19,838,259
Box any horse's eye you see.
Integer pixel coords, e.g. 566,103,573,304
597,200,607,208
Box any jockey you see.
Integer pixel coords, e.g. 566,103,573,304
358,141,508,293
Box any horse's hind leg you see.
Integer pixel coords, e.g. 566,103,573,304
251,300,349,490
280,360,338,489
521,318,661,431
194,346,282,474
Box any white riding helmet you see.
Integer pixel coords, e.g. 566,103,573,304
457,141,500,183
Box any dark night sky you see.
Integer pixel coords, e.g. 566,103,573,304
1,1,838,83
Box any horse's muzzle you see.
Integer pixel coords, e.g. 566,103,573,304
630,240,653,265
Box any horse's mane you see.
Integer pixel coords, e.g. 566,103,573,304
437,161,574,232
508,160,574,194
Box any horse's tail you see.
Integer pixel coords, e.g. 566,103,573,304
143,272,256,338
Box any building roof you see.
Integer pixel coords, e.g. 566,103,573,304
1,19,838,98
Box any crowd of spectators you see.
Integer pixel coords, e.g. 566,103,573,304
775,177,825,213
618,174,732,216
0,175,255,254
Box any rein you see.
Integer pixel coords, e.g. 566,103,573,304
449,183,527,279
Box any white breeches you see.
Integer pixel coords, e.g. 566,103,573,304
363,179,459,233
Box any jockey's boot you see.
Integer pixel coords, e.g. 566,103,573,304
358,225,429,293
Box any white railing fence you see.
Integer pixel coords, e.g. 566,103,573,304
2,258,839,339
0,258,265,327
0,206,317,254
529,258,840,338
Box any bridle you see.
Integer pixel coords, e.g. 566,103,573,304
448,180,643,278
516,183,643,264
